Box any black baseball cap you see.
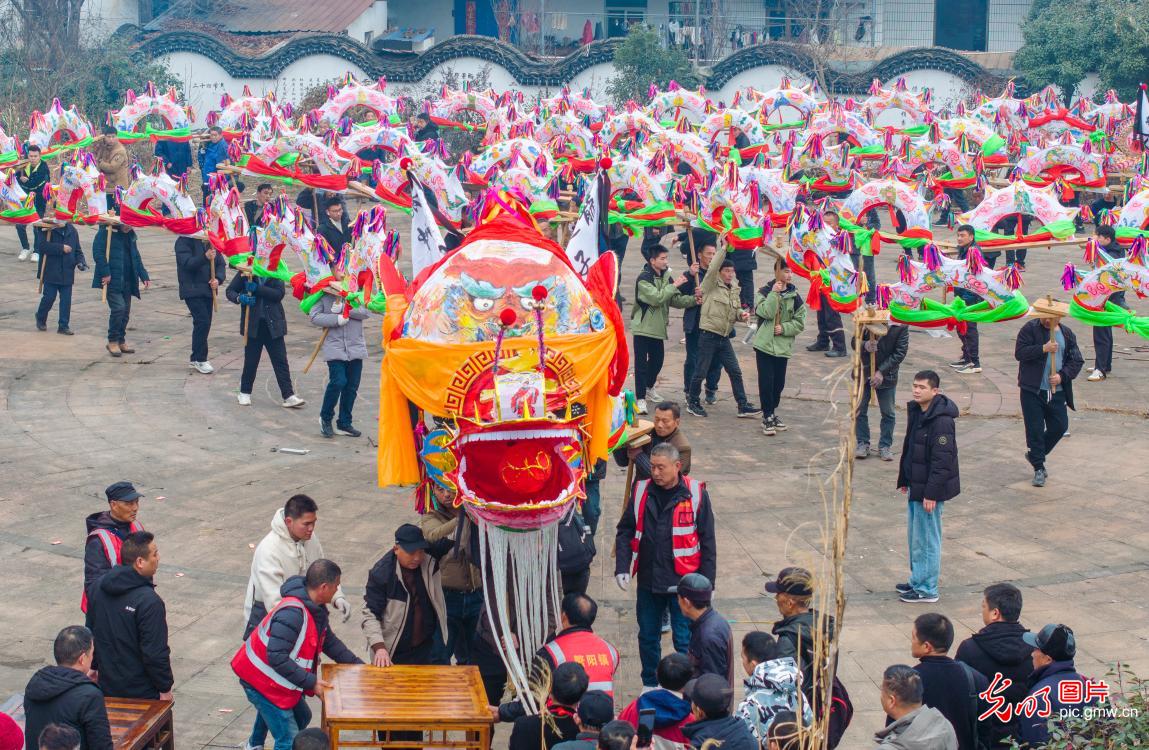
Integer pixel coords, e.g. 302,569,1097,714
394,523,429,553
1023,624,1076,661
765,566,813,596
577,690,614,727
678,573,713,603
105,481,143,502
683,674,733,714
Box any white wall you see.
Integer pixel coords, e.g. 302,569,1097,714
347,1,390,46
711,66,815,109
83,0,139,41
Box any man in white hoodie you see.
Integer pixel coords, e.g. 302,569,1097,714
243,494,351,639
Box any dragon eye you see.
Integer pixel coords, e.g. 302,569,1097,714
472,298,495,312
519,296,535,310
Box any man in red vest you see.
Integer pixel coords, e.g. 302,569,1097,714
83,481,145,613
537,593,620,696
614,442,716,688
232,559,362,750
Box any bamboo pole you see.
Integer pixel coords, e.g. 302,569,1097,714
37,228,52,295
101,227,112,304
303,329,329,374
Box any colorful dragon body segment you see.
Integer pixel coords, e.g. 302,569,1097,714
787,204,861,312
1061,238,1149,339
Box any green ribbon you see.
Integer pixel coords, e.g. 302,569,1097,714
973,219,1077,245
1068,299,1149,338
607,200,678,230
42,136,94,158
981,134,1006,156
0,151,18,164
848,144,886,157
227,254,293,282
117,125,192,141
890,291,1029,326
0,206,38,222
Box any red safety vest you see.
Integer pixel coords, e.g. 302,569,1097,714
80,522,144,613
544,630,620,696
630,477,704,577
231,597,321,709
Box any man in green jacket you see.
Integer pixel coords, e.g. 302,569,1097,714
685,242,761,419
632,245,697,415
752,257,806,436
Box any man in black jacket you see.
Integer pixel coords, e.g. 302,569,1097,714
1014,307,1084,487
83,482,145,613
92,222,149,358
679,241,722,402
226,271,304,408
896,370,959,604
23,626,113,750
244,184,274,227
615,443,716,687
87,531,173,700
34,216,85,335
233,562,362,750
908,613,989,750
496,661,586,750
1087,225,1125,381
681,673,758,750
678,574,733,685
766,567,835,672
175,237,226,374
412,113,440,143
316,199,350,256
954,583,1032,747
16,144,50,260
952,224,994,374
854,321,909,461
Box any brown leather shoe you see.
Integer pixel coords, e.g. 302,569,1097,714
106,342,122,357
118,342,136,354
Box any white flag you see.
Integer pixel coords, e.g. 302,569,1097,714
565,173,605,276
409,175,446,278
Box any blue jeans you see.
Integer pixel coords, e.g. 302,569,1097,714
437,588,483,665
581,478,602,536
37,282,73,330
243,683,312,750
107,291,132,343
907,500,943,598
636,587,690,686
855,386,897,449
320,358,363,425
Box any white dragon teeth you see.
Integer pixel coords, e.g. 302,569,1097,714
458,428,577,445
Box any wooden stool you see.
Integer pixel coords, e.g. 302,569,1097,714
106,698,174,750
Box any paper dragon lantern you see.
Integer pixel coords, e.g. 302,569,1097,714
863,78,931,126
308,73,400,131
0,171,35,225
207,86,292,135
0,125,20,165
27,99,94,157
786,204,862,312
957,180,1079,246
52,151,107,223
110,83,193,142
375,197,626,710
1061,238,1149,338
647,82,711,124
202,174,252,259
118,163,200,235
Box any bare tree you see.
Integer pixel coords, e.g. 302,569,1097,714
6,0,87,71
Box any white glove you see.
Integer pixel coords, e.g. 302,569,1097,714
615,573,630,591
333,596,351,622
331,301,344,314
336,316,349,327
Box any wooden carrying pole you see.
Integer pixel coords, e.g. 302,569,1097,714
101,226,112,304
37,228,52,294
303,330,329,374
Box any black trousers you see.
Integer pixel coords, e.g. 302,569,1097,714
473,637,509,705
1020,389,1069,470
688,331,748,405
240,324,294,398
683,327,722,393
633,335,665,399
815,300,845,351
959,322,979,365
755,350,788,417
185,296,213,362
561,567,591,596
735,268,754,309
1093,290,1125,372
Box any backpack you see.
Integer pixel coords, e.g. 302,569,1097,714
799,657,854,749
556,507,596,573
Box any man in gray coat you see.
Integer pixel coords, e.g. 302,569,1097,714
874,664,957,750
309,274,370,438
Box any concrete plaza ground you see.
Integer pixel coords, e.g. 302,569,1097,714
0,211,1147,749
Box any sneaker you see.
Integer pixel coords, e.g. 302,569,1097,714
36,320,47,331
336,423,362,437
646,387,664,402
762,417,776,436
282,395,306,409
825,349,847,358
705,390,717,405
855,442,870,459
900,590,939,603
636,399,648,415
772,414,787,431
686,400,708,418
660,610,671,634
57,327,73,336
1087,368,1105,382
879,447,894,461
948,358,969,369
30,253,39,264
737,404,763,418
1032,468,1047,487
242,743,264,750
237,392,252,406
190,361,215,374
17,248,30,261
320,420,334,438
806,342,829,352
895,582,913,593
956,362,982,374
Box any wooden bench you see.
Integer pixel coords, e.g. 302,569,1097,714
320,664,492,750
106,698,174,750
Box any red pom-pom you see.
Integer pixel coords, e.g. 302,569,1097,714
399,157,413,170
499,308,517,327
599,156,613,170
531,284,548,301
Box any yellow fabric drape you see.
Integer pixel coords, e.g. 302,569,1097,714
376,293,619,486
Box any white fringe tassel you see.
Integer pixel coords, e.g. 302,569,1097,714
478,519,561,715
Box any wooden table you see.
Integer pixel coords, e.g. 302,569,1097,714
321,664,493,750
105,698,174,750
